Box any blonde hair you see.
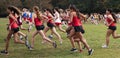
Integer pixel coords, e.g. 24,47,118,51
33,6,42,20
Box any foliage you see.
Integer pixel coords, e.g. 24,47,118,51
0,0,120,17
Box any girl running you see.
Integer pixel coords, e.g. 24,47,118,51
44,9,63,44
53,7,66,33
102,9,120,48
17,15,29,40
59,9,68,28
68,5,94,55
66,26,83,53
0,6,30,55
47,8,66,39
30,6,57,49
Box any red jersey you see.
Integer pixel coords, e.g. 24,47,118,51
34,17,42,26
106,15,116,26
47,15,54,24
72,16,82,26
9,16,18,29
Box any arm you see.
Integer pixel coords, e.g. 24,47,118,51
9,14,18,29
19,25,27,30
79,13,86,19
69,12,73,24
42,14,49,20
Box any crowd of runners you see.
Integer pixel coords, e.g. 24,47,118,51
0,5,120,56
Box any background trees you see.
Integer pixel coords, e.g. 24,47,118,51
0,0,120,17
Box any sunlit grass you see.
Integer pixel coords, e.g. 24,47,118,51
0,18,120,58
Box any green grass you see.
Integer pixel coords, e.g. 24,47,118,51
0,18,120,58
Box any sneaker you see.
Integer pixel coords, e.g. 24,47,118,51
60,41,62,45
53,42,57,48
20,35,23,40
88,49,94,55
11,34,14,38
0,50,8,55
48,35,53,39
102,44,108,48
28,26,32,32
25,36,30,49
25,35,29,46
28,46,34,51
70,48,78,52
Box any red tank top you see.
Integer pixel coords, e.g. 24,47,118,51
72,16,82,26
9,16,18,29
34,17,42,26
47,15,54,24
106,15,116,26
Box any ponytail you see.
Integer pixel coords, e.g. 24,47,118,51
76,9,80,19
111,13,117,23
36,11,42,20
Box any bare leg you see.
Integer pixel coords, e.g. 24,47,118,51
38,30,53,44
13,32,25,44
76,32,91,51
42,27,50,43
51,27,63,43
68,28,75,38
76,41,82,53
18,31,26,37
44,27,50,34
112,31,120,39
68,28,76,49
57,25,66,33
5,30,13,51
31,31,38,48
105,29,113,46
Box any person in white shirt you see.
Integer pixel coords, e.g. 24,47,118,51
53,7,66,33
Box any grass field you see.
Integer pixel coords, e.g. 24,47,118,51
0,18,120,58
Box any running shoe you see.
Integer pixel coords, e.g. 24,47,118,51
53,42,57,48
88,49,94,55
48,35,53,39
70,48,78,52
0,50,8,55
102,44,108,48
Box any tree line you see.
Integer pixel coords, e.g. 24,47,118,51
0,0,120,17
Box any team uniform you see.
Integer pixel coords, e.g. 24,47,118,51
22,12,28,21
106,15,116,31
28,12,33,23
54,12,62,26
72,16,85,34
34,17,44,31
46,14,55,28
9,15,19,33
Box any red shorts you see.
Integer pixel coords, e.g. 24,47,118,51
23,18,27,21
55,23,61,26
28,18,32,22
